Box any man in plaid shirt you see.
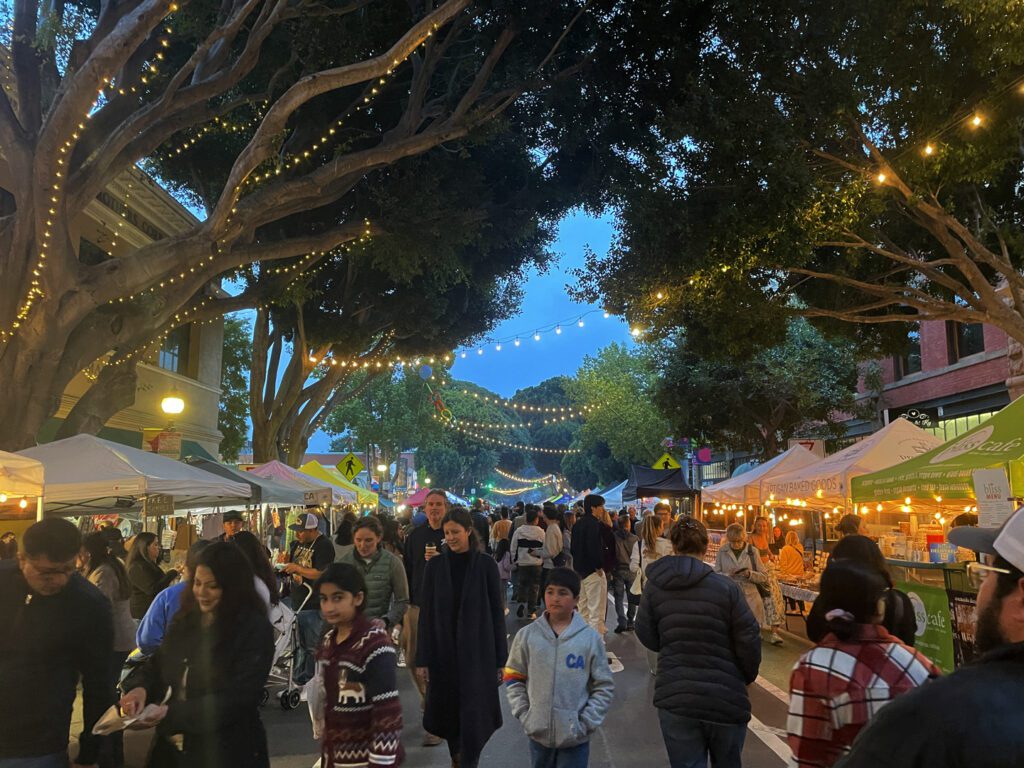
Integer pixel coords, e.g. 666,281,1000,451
787,562,940,767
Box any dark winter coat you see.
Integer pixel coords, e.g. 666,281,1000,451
598,523,617,572
807,587,917,647
0,561,114,763
127,555,178,619
836,641,1024,768
124,608,274,768
570,513,604,578
416,548,508,765
636,554,761,726
402,522,445,606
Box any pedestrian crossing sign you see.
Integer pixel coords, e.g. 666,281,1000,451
337,452,365,481
652,453,681,470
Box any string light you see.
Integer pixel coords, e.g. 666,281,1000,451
494,468,557,484
488,485,543,495
455,418,534,430
457,389,599,416
440,420,580,454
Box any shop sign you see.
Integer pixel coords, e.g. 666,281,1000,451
142,428,182,459
896,580,956,672
947,590,978,668
972,468,1013,528
889,407,940,429
143,494,174,517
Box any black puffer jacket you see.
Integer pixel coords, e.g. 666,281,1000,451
635,554,761,725
837,641,1024,767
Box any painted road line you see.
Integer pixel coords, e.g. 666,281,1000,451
756,674,790,705
749,713,796,767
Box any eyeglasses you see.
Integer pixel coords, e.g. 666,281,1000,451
966,560,1013,590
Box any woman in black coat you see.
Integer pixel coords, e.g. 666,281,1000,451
126,532,179,619
416,507,508,768
806,535,917,646
120,542,274,768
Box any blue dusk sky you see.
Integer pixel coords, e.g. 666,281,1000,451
448,209,633,396
306,210,631,451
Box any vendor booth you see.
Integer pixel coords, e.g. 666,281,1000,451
19,434,251,515
702,445,821,507
623,465,694,503
246,460,338,506
0,450,45,521
301,461,378,507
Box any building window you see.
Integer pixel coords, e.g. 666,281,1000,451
947,321,985,363
894,324,922,379
159,326,191,376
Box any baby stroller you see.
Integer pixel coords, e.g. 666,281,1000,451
264,581,314,710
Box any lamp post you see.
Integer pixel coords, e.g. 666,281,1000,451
160,387,185,428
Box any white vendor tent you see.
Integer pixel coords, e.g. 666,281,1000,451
702,445,821,506
601,480,628,509
0,450,46,520
19,434,251,515
760,418,942,509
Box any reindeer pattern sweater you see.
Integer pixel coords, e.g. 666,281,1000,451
316,615,404,767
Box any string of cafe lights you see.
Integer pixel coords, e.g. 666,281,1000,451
454,308,622,359
458,390,597,417
439,419,580,454
488,485,544,495
494,468,558,484
454,418,534,430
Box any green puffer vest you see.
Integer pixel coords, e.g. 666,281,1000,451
337,547,401,621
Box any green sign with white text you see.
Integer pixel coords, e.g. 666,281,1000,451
895,581,955,673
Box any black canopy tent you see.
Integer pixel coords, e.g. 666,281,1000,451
623,465,695,502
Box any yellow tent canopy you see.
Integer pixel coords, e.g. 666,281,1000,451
300,461,378,507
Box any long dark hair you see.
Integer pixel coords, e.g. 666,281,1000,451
173,542,264,645
82,531,131,599
126,531,159,569
230,531,279,605
442,507,480,551
817,560,888,642
829,535,894,588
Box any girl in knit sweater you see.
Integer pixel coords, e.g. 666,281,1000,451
311,563,404,768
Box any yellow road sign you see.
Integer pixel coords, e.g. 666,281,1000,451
337,452,365,481
652,453,681,470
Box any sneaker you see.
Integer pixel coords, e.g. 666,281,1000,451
614,625,626,634
516,604,525,618
397,649,407,668
770,632,784,646
423,733,443,747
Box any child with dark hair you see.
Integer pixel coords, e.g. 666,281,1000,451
504,567,614,768
787,560,940,767
309,563,404,768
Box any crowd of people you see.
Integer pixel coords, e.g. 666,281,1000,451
2,490,1024,768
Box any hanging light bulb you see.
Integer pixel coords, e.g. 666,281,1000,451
460,351,467,359
923,143,934,156
495,344,502,352
577,317,584,327
19,498,28,509
555,325,562,335
603,311,610,319
514,338,521,347
631,328,641,337
477,348,483,355
533,331,541,341
971,113,983,128
0,494,6,503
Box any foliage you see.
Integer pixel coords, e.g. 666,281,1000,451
217,315,252,462
564,343,669,485
514,377,579,475
654,319,864,457
576,0,1024,357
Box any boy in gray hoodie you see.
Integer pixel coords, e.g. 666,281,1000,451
503,567,615,768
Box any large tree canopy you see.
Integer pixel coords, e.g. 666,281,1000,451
0,0,669,450
654,319,863,458
577,0,1024,365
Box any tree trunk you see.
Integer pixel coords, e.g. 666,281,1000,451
54,360,139,440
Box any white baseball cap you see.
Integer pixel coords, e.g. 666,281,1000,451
948,506,1024,572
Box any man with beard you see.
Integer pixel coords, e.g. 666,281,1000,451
837,507,1024,767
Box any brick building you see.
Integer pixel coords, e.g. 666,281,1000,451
849,319,1012,442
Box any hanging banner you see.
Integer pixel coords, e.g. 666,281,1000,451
394,457,409,492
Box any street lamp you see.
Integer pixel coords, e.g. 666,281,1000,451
376,464,387,473
424,477,432,485
160,388,185,416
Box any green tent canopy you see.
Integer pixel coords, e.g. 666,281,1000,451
851,398,1024,503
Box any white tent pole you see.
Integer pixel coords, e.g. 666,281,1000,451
36,496,44,522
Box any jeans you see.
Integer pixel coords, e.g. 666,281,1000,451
518,565,542,614
0,755,68,768
657,709,746,768
295,608,326,685
529,740,590,768
609,567,637,629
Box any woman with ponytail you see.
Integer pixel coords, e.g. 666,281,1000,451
787,561,940,767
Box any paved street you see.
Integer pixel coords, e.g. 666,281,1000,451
88,597,804,768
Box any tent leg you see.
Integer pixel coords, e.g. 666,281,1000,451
36,496,44,522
